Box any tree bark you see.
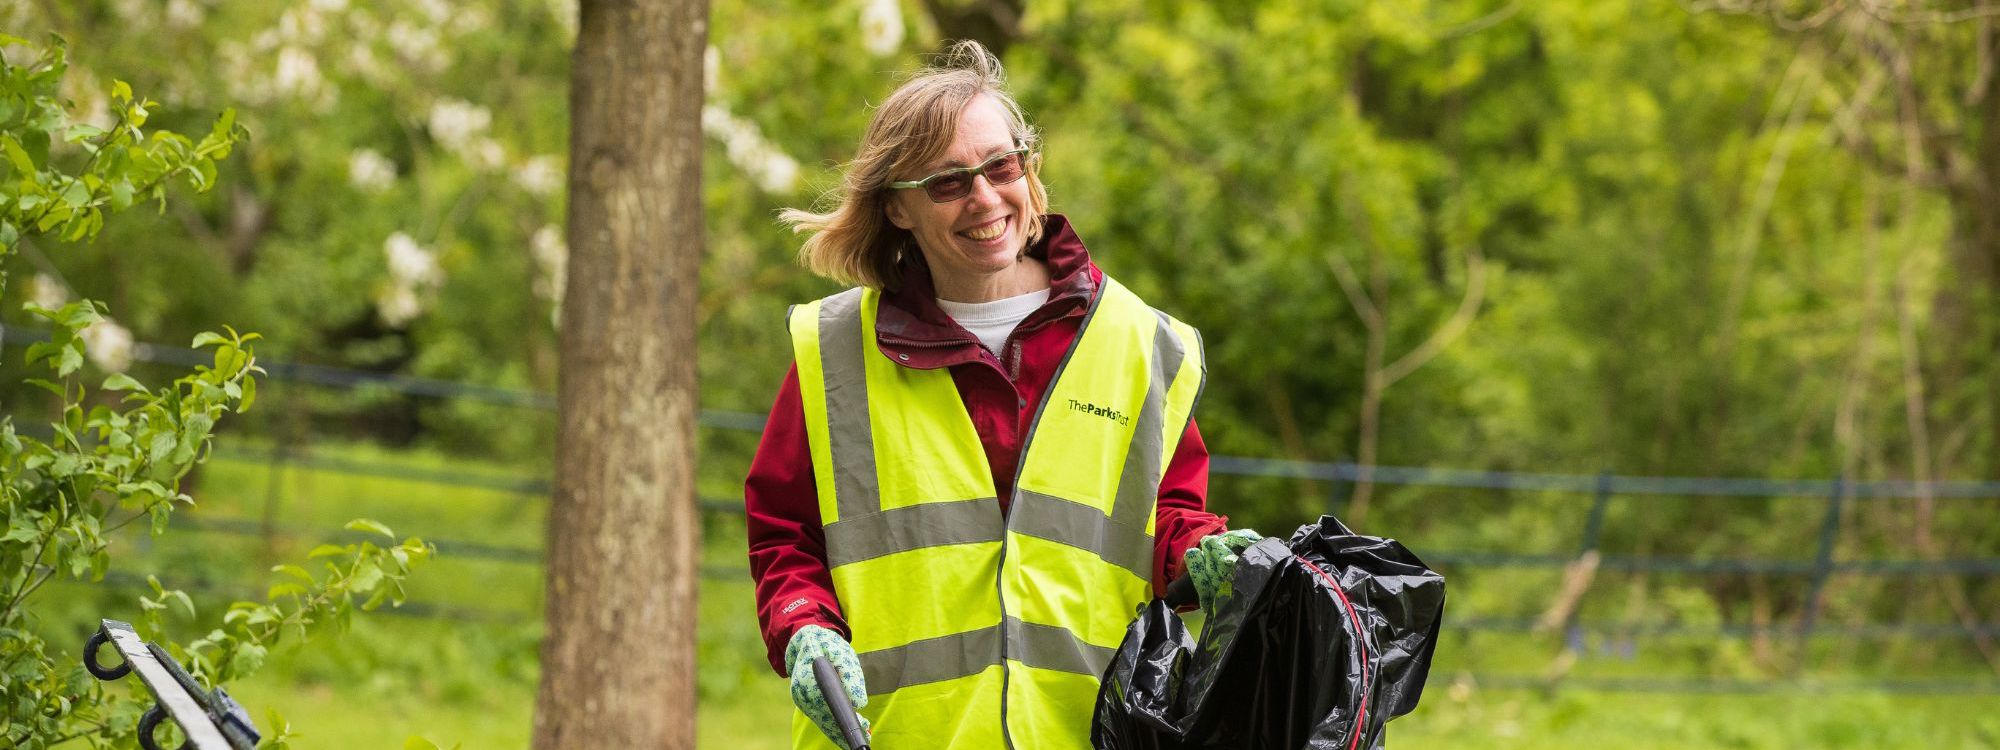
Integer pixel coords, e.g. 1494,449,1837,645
533,0,707,747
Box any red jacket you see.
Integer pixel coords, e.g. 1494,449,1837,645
744,215,1229,674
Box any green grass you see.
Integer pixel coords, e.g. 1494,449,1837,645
35,440,2000,748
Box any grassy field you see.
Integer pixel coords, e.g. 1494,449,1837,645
38,440,2000,748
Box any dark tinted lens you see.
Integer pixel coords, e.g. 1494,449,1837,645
983,153,1025,185
926,173,973,202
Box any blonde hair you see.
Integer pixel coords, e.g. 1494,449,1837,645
780,40,1050,292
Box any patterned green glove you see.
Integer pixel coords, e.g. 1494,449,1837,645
786,624,871,749
1183,529,1263,616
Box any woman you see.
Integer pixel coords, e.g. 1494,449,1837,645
746,41,1259,750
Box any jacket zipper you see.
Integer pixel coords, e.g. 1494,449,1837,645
990,284,1102,750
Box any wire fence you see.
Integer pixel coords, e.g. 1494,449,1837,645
7,323,1998,692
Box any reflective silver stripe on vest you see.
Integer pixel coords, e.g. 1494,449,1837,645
824,497,1006,567
854,617,1114,694
1107,310,1187,537
858,623,1003,695
1011,490,1153,581
818,288,878,523
1006,617,1117,678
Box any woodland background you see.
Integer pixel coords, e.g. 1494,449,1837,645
4,0,1999,747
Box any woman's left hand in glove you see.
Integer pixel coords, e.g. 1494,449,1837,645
1183,528,1263,615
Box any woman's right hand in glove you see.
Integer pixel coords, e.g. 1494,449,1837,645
786,624,871,749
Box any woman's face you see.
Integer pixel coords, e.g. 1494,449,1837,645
884,95,1034,286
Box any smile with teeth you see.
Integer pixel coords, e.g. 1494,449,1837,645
959,217,1007,242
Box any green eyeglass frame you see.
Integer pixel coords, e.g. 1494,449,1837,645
889,148,1032,203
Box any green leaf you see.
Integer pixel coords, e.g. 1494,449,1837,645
361,584,392,611
349,562,384,594
56,344,83,377
238,374,257,413
404,738,443,750
22,378,64,398
60,178,89,208
271,564,312,582
191,331,228,348
228,642,267,680
266,582,305,599
102,373,148,392
24,340,65,367
344,519,395,539
2,135,33,175
307,544,350,559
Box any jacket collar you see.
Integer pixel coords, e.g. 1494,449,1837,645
875,214,1099,368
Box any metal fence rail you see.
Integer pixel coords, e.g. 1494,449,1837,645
9,324,2000,691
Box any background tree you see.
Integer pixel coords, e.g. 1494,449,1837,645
531,0,707,747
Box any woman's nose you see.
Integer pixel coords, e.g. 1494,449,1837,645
963,173,1001,208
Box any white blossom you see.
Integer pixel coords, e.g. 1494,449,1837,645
469,137,507,171
860,0,905,57
704,46,720,94
450,6,492,35
80,318,135,373
63,71,114,130
531,225,566,298
375,284,424,328
349,148,398,191
165,0,204,30
27,274,67,310
702,104,801,193
387,20,448,73
277,6,327,44
274,46,326,99
513,155,563,196
414,0,452,25
377,232,443,327
384,232,441,287
111,0,153,28
215,42,272,105
548,0,578,39
427,98,492,153
310,0,350,12
345,44,389,84
531,225,567,326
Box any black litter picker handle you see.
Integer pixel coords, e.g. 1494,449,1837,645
812,656,871,750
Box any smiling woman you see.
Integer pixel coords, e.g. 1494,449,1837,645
757,40,1260,750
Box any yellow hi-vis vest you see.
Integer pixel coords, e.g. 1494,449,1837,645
785,276,1205,749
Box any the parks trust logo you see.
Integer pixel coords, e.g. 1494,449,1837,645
1067,398,1131,426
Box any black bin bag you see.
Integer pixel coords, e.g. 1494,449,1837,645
1092,516,1445,750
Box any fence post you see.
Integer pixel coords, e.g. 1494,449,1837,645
1799,475,1846,648
1580,471,1613,555
1561,471,1614,656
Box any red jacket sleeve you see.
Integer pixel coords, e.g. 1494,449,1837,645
745,364,849,675
1152,418,1230,597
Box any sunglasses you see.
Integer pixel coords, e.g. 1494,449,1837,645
889,148,1031,203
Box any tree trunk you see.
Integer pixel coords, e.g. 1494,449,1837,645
533,0,707,747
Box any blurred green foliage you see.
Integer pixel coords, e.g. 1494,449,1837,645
2,0,1997,743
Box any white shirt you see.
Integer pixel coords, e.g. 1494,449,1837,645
936,288,1052,355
